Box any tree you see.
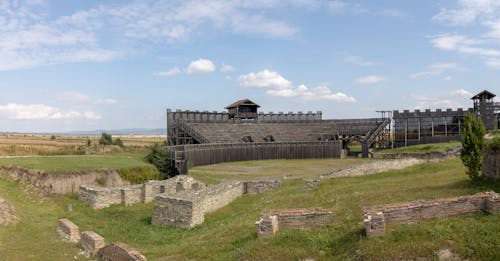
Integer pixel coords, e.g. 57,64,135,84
99,132,113,145
460,112,486,182
145,141,173,179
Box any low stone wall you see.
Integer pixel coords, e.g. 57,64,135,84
363,191,500,237
244,180,281,194
483,146,500,180
256,208,334,238
320,158,426,179
78,175,206,209
371,147,460,161
0,196,18,226
98,242,147,261
56,218,80,243
152,181,244,228
81,231,105,258
0,166,127,194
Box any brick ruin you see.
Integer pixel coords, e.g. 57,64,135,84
483,146,500,180
363,191,500,237
56,218,80,243
57,218,146,260
151,179,281,228
255,208,335,238
78,175,206,209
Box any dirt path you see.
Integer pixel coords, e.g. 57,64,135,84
319,158,427,179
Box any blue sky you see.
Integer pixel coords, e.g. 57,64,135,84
0,0,499,132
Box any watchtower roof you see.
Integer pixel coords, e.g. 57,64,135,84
471,90,496,100
225,99,260,109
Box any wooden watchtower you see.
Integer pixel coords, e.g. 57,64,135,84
225,99,260,121
471,90,498,130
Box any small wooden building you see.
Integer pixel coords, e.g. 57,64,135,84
472,90,498,131
225,99,260,120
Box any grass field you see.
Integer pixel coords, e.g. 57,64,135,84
189,158,370,183
1,157,498,260
0,152,153,173
0,133,164,156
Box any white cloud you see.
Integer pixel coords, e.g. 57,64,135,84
431,1,500,69
239,70,356,102
355,75,385,84
452,89,473,98
153,67,182,77
343,55,376,66
220,63,236,72
485,58,500,69
0,103,101,120
239,70,292,89
96,98,118,105
410,63,462,79
433,0,500,25
56,91,92,103
431,34,500,57
186,58,216,74
409,94,465,110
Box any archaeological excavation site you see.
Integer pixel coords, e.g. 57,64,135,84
1,91,499,261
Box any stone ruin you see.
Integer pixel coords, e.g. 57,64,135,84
0,196,18,226
152,179,281,228
255,208,335,238
363,191,500,237
78,175,206,209
77,174,282,228
57,218,146,260
483,146,500,180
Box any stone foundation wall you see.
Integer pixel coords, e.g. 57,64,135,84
483,147,500,180
152,181,244,228
56,218,80,243
363,192,500,237
371,147,460,161
244,180,281,194
78,175,205,209
255,208,334,238
98,242,147,261
81,231,105,257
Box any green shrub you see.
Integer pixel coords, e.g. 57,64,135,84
487,137,500,151
145,141,173,179
113,137,124,148
460,112,486,182
99,132,113,145
118,166,161,184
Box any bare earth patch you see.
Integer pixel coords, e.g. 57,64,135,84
0,196,18,226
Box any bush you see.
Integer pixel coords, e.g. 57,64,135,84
118,166,161,184
460,112,486,182
113,138,124,148
487,137,500,151
145,141,173,179
99,132,113,145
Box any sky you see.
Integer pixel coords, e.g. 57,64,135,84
0,0,499,132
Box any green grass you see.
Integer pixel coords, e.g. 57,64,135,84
1,158,499,260
0,152,152,173
0,178,87,260
189,158,370,183
376,141,461,154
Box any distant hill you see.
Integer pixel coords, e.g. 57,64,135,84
64,128,166,136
